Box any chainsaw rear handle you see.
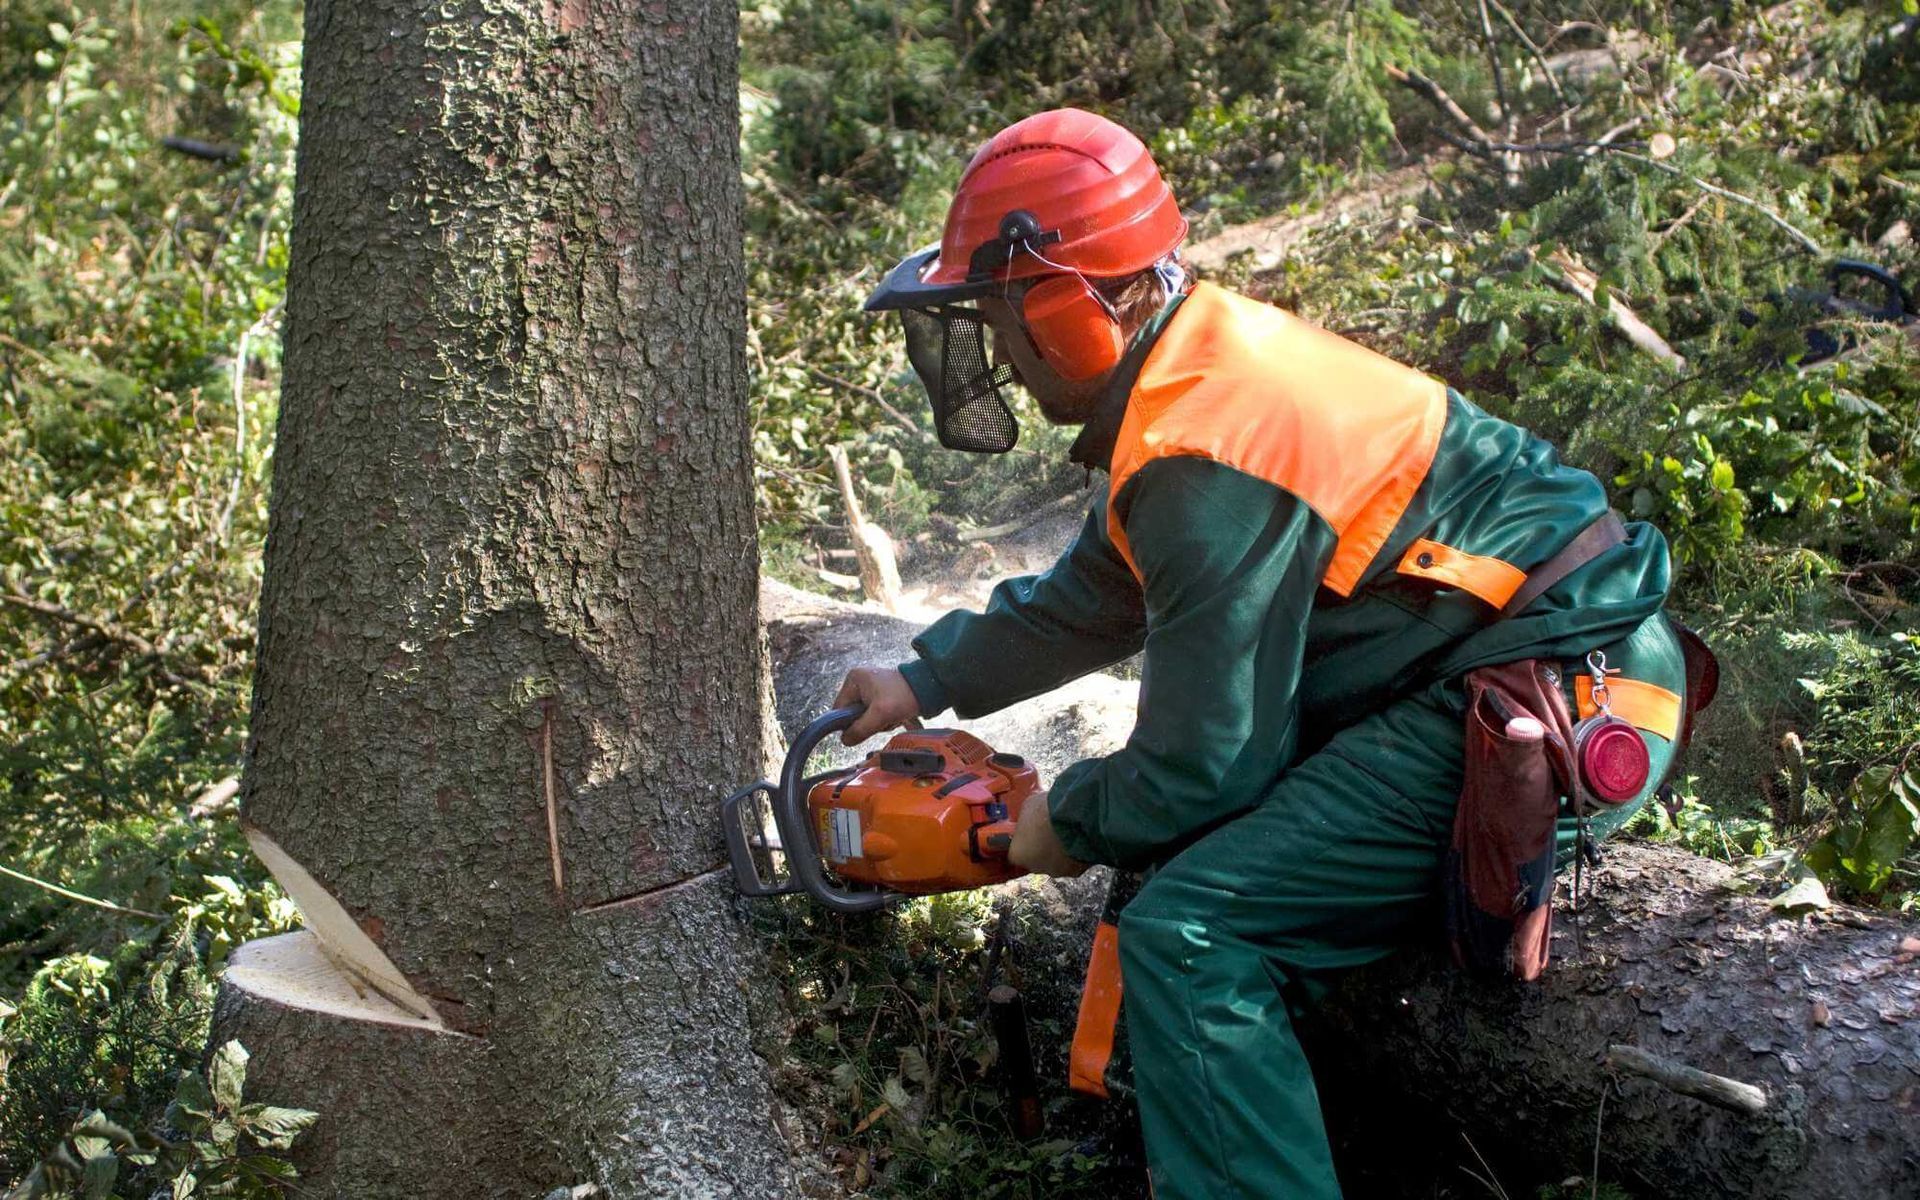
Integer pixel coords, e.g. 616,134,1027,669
772,704,896,914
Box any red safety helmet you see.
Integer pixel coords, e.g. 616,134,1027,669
866,109,1187,453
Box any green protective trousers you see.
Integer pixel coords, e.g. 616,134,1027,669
1118,612,1686,1199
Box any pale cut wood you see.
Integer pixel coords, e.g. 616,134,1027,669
828,442,904,613
243,828,444,1027
222,931,454,1035
1607,1043,1770,1116
1545,249,1689,370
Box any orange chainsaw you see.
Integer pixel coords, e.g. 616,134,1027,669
722,705,1041,913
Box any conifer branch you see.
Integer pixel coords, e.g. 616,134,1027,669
1607,150,1826,256
1386,64,1826,256
1541,250,1687,370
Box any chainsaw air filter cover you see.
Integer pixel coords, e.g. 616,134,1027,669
810,728,1039,895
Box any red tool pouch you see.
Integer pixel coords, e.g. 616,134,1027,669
1443,659,1582,981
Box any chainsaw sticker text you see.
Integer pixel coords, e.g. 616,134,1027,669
823,807,862,863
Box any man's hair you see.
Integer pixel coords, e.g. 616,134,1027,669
1098,251,1186,340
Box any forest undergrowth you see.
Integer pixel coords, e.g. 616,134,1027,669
1,1,1915,1196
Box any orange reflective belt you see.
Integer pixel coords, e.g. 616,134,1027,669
1069,920,1124,1098
1575,674,1682,741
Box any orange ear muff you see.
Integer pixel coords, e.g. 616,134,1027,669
1022,276,1125,381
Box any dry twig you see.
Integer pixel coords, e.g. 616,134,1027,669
1384,63,1825,256
807,366,927,441
1606,1044,1769,1115
0,862,166,921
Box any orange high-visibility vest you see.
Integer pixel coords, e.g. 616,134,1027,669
1106,283,1449,597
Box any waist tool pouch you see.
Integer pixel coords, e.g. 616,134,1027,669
1444,659,1583,981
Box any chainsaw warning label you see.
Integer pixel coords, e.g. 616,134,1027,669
821,808,862,863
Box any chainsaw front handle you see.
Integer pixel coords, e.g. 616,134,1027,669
775,704,897,913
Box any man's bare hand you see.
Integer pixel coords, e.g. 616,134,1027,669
833,666,924,745
1009,792,1090,878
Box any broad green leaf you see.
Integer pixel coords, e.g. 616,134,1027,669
828,1061,859,1095
899,1046,930,1086
173,1069,215,1122
210,1040,250,1110
79,1151,117,1200
1846,770,1920,893
240,1104,318,1149
1770,871,1831,914
72,1111,138,1149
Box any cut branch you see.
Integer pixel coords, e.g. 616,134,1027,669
161,135,240,163
1543,249,1687,370
1607,149,1826,256
1,594,150,658
1485,0,1568,105
1474,0,1522,186
1606,1044,1769,1117
807,367,927,441
955,489,1086,542
827,444,904,614
217,305,280,546
1384,62,1822,257
189,776,241,818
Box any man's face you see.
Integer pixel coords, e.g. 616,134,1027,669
978,295,1109,425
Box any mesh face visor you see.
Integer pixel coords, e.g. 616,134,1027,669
899,306,1019,454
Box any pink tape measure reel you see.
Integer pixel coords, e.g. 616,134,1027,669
1572,651,1650,806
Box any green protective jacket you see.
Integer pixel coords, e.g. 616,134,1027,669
898,283,1674,871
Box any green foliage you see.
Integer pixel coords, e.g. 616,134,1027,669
0,871,297,1184
4,1039,314,1200
1628,788,1779,862
2,3,302,1193
1,936,208,1185
760,891,1133,1197
1804,763,1920,902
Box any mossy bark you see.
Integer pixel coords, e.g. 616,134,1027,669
223,2,799,1195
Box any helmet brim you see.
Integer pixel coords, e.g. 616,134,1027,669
863,245,1002,312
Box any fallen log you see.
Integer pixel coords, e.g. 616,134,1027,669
764,579,1920,1198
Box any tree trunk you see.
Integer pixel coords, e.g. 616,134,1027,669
764,579,1920,1198
219,3,803,1195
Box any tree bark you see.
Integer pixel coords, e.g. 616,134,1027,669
764,579,1920,1198
220,3,803,1195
